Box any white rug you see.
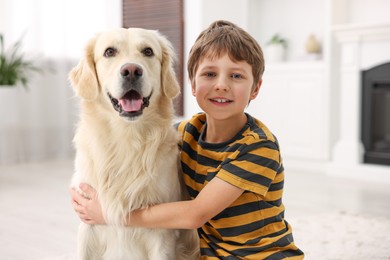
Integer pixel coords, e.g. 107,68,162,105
290,211,390,260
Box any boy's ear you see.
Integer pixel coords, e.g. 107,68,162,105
250,79,262,100
191,81,196,96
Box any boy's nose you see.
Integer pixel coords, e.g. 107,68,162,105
214,76,229,91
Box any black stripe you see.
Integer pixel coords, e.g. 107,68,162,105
201,224,298,258
266,198,283,207
181,160,196,179
181,141,197,161
182,140,223,168
199,247,216,258
200,141,243,153
197,153,222,168
213,200,269,220
236,153,280,172
229,231,297,257
263,249,305,260
272,134,281,148
268,179,284,192
213,200,281,222
246,115,268,140
222,163,273,188
199,142,252,156
185,184,198,199
258,200,277,210
233,141,280,172
277,164,284,174
181,162,207,186
185,122,201,140
237,140,278,154
200,246,240,260
215,211,285,238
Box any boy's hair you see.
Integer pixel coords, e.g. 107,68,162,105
187,20,265,90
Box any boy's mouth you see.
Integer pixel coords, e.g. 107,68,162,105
210,98,233,103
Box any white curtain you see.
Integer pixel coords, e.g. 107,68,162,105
0,0,121,165
0,59,78,164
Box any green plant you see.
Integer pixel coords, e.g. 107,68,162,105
0,33,41,89
267,34,288,48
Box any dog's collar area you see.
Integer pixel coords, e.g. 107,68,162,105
108,90,152,119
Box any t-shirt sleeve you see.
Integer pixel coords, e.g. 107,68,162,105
175,120,188,149
216,140,281,196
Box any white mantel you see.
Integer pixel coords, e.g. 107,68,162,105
329,23,390,181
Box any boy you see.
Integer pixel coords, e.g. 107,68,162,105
71,20,304,259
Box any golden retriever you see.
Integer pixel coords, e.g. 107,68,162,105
69,28,199,260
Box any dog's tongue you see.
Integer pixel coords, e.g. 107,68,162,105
119,91,143,112
119,98,142,112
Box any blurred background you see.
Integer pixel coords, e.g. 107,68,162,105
1,0,390,177
1,0,390,259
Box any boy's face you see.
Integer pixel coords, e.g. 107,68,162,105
192,53,261,122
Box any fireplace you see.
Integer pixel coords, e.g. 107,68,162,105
361,62,390,166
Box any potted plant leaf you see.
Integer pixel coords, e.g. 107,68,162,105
265,34,288,62
0,33,41,89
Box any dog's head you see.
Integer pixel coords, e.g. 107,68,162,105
69,28,180,121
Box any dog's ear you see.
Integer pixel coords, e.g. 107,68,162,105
69,36,100,100
159,34,180,99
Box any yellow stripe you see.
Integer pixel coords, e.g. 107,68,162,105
249,146,280,162
199,148,237,161
182,133,199,152
231,160,277,180
232,192,261,206
253,118,276,142
266,189,283,201
181,152,197,172
217,169,268,195
201,223,301,259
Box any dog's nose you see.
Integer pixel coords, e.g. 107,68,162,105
120,63,143,81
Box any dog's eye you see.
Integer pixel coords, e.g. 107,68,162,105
142,47,154,57
104,47,117,57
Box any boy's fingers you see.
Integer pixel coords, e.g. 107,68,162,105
79,183,96,198
71,188,89,206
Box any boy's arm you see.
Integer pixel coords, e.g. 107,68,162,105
70,177,244,229
129,177,244,229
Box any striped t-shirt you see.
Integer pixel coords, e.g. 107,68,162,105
177,113,304,259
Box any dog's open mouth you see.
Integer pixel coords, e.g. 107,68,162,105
108,90,152,118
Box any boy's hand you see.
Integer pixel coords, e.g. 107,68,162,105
70,183,106,225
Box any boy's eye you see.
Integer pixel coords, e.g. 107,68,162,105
232,73,242,79
205,72,216,77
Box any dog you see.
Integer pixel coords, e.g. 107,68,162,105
69,28,199,260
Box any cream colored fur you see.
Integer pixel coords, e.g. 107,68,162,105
69,28,199,260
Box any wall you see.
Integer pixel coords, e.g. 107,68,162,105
248,0,327,61
183,0,390,181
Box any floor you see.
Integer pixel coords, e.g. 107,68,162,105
0,160,78,260
1,160,390,260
